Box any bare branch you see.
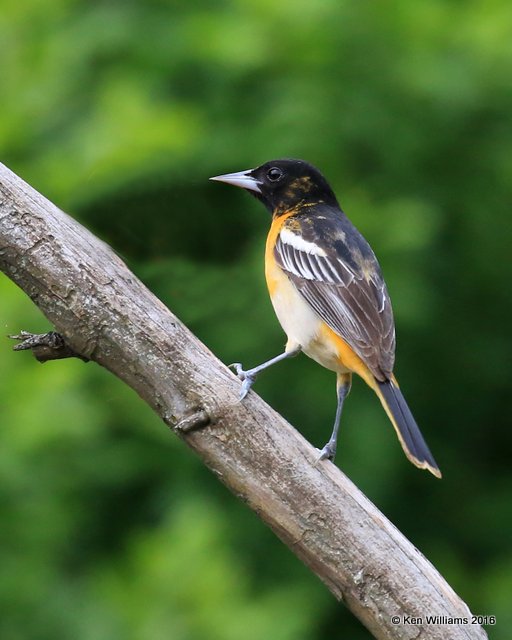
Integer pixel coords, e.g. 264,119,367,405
0,163,487,640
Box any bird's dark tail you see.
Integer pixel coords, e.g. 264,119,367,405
374,377,441,478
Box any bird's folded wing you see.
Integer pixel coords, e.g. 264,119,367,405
275,225,395,380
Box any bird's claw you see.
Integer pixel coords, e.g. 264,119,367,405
228,362,244,377
316,442,336,463
239,376,256,400
228,363,257,400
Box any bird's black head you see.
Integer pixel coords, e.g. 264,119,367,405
210,159,339,214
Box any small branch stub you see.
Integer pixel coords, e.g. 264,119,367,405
174,409,211,433
9,330,89,363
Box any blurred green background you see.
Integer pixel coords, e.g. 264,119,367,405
1,0,511,638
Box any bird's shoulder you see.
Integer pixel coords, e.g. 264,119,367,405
278,204,380,281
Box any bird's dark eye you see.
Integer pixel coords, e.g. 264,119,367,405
267,167,283,182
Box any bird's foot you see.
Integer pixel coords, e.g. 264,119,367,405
316,441,337,463
228,363,257,400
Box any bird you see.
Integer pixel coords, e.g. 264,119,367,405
210,159,441,478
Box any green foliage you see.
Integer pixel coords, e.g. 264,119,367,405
1,0,511,637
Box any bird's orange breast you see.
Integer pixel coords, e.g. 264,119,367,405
265,212,293,296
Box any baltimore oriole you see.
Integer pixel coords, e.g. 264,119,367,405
211,159,441,478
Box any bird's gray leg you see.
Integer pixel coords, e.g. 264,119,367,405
230,345,301,400
317,373,352,461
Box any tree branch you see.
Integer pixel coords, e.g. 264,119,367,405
0,163,487,640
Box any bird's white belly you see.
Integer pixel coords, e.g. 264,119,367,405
266,264,345,372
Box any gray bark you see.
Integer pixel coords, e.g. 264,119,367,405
0,163,488,639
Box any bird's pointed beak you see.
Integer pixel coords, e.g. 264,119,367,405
209,169,262,193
